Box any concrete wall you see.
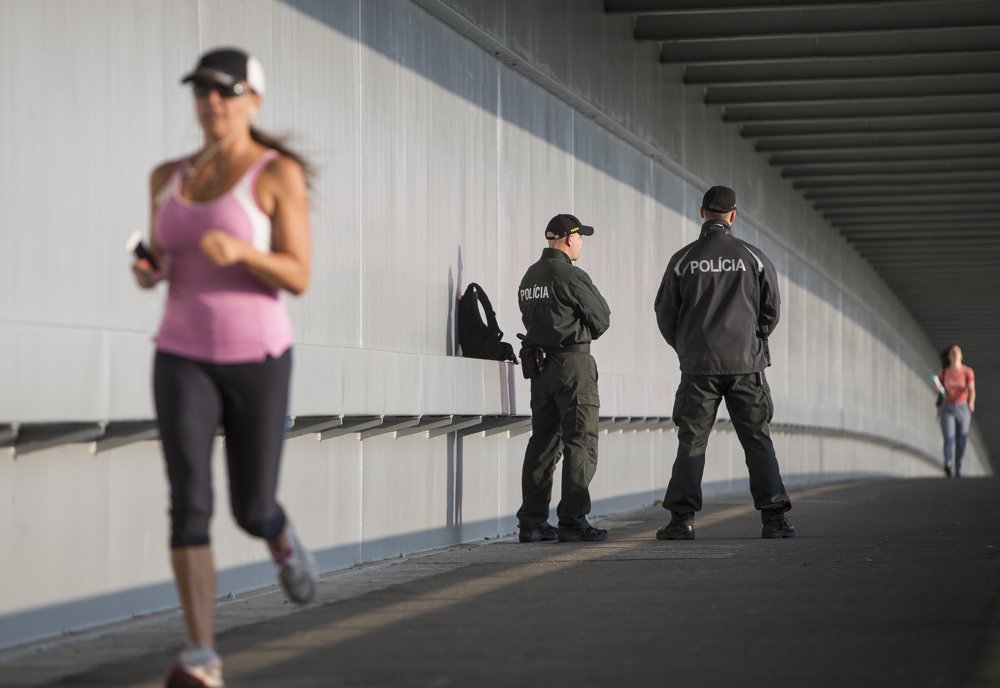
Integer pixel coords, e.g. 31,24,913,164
0,0,988,649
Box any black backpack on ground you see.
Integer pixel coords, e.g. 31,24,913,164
457,283,517,363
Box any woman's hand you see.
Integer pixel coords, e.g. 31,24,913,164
131,258,160,289
200,230,249,267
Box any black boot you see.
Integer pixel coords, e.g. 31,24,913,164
656,513,695,540
761,515,796,539
557,523,608,542
518,522,558,543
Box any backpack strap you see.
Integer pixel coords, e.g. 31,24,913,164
468,283,504,339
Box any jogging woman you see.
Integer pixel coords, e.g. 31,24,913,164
132,47,316,688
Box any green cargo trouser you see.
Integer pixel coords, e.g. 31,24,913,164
663,371,791,521
516,352,600,529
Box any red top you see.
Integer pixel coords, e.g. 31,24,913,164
939,365,975,405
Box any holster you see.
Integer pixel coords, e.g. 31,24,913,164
518,344,547,380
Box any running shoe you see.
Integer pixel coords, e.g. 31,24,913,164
274,520,318,605
165,643,224,688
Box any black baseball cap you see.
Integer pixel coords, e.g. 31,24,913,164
545,214,595,239
702,185,737,213
181,48,266,95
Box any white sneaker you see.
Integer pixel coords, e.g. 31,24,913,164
274,520,318,604
165,643,224,688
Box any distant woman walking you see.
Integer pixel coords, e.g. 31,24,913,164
934,344,976,478
131,47,317,688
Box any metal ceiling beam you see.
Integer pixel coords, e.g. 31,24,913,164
635,2,1000,41
846,229,1000,240
685,51,1000,85
839,230,1000,240
743,112,1000,137
723,94,1000,122
783,162,1000,180
771,144,1000,165
905,307,1000,315
658,26,999,63
865,255,1000,264
833,218,996,230
803,182,1000,198
847,239,1000,249
608,1,924,14
858,249,1000,257
793,170,1000,187
836,217,993,228
872,262,1000,269
815,195,997,209
705,74,1000,106
828,207,994,217
756,128,1000,152
920,330,1000,338
896,296,1000,305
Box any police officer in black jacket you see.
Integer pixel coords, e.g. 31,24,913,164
516,213,611,543
653,186,794,539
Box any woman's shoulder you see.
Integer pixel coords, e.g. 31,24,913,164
258,150,307,192
260,150,304,174
149,156,187,192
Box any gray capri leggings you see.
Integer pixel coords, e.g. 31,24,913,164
154,349,291,548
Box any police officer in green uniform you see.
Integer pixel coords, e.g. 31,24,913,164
516,213,611,543
653,186,794,540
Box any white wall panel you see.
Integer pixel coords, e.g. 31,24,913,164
273,0,363,348
359,434,452,561
496,67,575,358
646,164,688,390
359,0,498,355
0,324,111,421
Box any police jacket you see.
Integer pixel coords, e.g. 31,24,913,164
654,220,780,375
519,248,611,349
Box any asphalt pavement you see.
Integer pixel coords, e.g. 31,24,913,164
3,477,998,688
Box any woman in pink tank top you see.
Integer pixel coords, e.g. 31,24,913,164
131,47,316,688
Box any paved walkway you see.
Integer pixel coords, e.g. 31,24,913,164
3,478,999,687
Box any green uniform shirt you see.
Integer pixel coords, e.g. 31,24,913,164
518,248,611,348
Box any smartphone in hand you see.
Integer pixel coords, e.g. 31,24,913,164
125,231,160,272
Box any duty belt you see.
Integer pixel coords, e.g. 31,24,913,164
544,343,590,354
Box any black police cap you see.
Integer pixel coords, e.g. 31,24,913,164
702,186,737,213
545,214,595,240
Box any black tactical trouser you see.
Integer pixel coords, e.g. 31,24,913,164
663,371,791,522
517,352,600,530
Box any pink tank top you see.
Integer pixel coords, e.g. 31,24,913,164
153,149,294,363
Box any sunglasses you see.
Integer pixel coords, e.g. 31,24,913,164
191,80,248,99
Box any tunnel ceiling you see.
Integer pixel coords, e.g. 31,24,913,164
606,0,1000,465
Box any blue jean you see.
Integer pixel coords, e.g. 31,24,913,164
939,402,971,474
